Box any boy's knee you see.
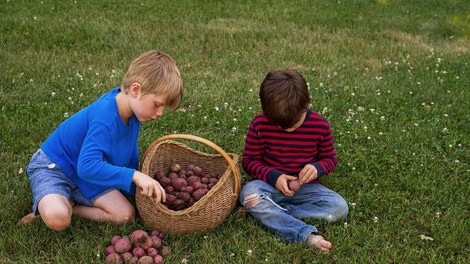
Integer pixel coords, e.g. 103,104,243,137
327,200,348,222
42,210,72,231
243,193,261,207
112,206,135,225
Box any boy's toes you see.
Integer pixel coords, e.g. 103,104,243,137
307,233,332,252
18,213,37,225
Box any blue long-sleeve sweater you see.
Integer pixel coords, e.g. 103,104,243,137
41,87,139,199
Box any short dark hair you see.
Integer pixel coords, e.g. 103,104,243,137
259,69,310,129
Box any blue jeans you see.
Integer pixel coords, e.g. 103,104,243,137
239,180,348,243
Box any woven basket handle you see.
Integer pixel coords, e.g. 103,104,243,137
142,134,241,195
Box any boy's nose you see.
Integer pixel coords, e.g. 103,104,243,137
156,107,164,117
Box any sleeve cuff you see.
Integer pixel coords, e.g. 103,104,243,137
267,169,283,188
313,162,325,179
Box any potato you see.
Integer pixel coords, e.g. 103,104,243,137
171,178,187,191
120,252,133,262
159,246,171,257
129,256,139,264
151,236,162,249
114,237,132,253
130,230,149,244
159,177,171,187
200,177,209,184
192,189,208,201
183,186,193,194
192,181,203,190
172,199,186,211
208,182,216,190
132,247,145,258
177,169,187,177
193,166,204,176
154,255,164,264
147,247,158,258
106,253,123,264
106,245,117,255
288,179,300,192
168,172,179,180
186,176,200,186
186,164,195,171
170,163,181,173
181,192,191,202
154,170,165,181
137,256,154,264
164,186,174,194
165,194,176,206
110,235,122,245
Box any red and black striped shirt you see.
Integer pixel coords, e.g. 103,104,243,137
242,109,338,187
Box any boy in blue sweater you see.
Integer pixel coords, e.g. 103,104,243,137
19,50,183,231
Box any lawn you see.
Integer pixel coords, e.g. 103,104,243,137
0,0,469,263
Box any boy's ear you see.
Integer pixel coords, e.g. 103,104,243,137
129,83,142,97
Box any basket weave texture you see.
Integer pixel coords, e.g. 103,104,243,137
136,134,241,235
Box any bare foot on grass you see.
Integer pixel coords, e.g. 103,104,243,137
307,233,332,252
17,213,37,225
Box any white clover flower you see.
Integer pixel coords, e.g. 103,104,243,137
214,106,219,111
344,222,349,228
231,127,237,132
182,259,187,263
420,235,433,241
357,106,365,112
246,249,252,256
51,92,56,96
442,127,448,133
230,253,235,257
64,112,69,118
380,116,385,121
373,216,379,223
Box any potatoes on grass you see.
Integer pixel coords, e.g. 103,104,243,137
153,163,220,211
105,229,168,264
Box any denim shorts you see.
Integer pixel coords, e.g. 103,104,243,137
26,149,112,215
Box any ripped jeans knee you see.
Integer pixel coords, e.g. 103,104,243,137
243,193,261,207
241,193,287,213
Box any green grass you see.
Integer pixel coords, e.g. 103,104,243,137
1,0,469,263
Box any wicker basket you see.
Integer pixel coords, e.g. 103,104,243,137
136,134,241,235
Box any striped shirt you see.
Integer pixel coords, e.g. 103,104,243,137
242,109,338,187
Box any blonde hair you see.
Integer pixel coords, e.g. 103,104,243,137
121,50,183,110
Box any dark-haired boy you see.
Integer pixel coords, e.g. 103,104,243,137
239,69,348,252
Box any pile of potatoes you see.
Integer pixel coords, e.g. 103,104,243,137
153,163,220,211
105,230,170,264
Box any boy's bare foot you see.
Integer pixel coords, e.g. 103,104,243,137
307,233,332,252
17,213,37,225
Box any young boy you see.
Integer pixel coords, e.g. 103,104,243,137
239,69,348,252
19,50,183,231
